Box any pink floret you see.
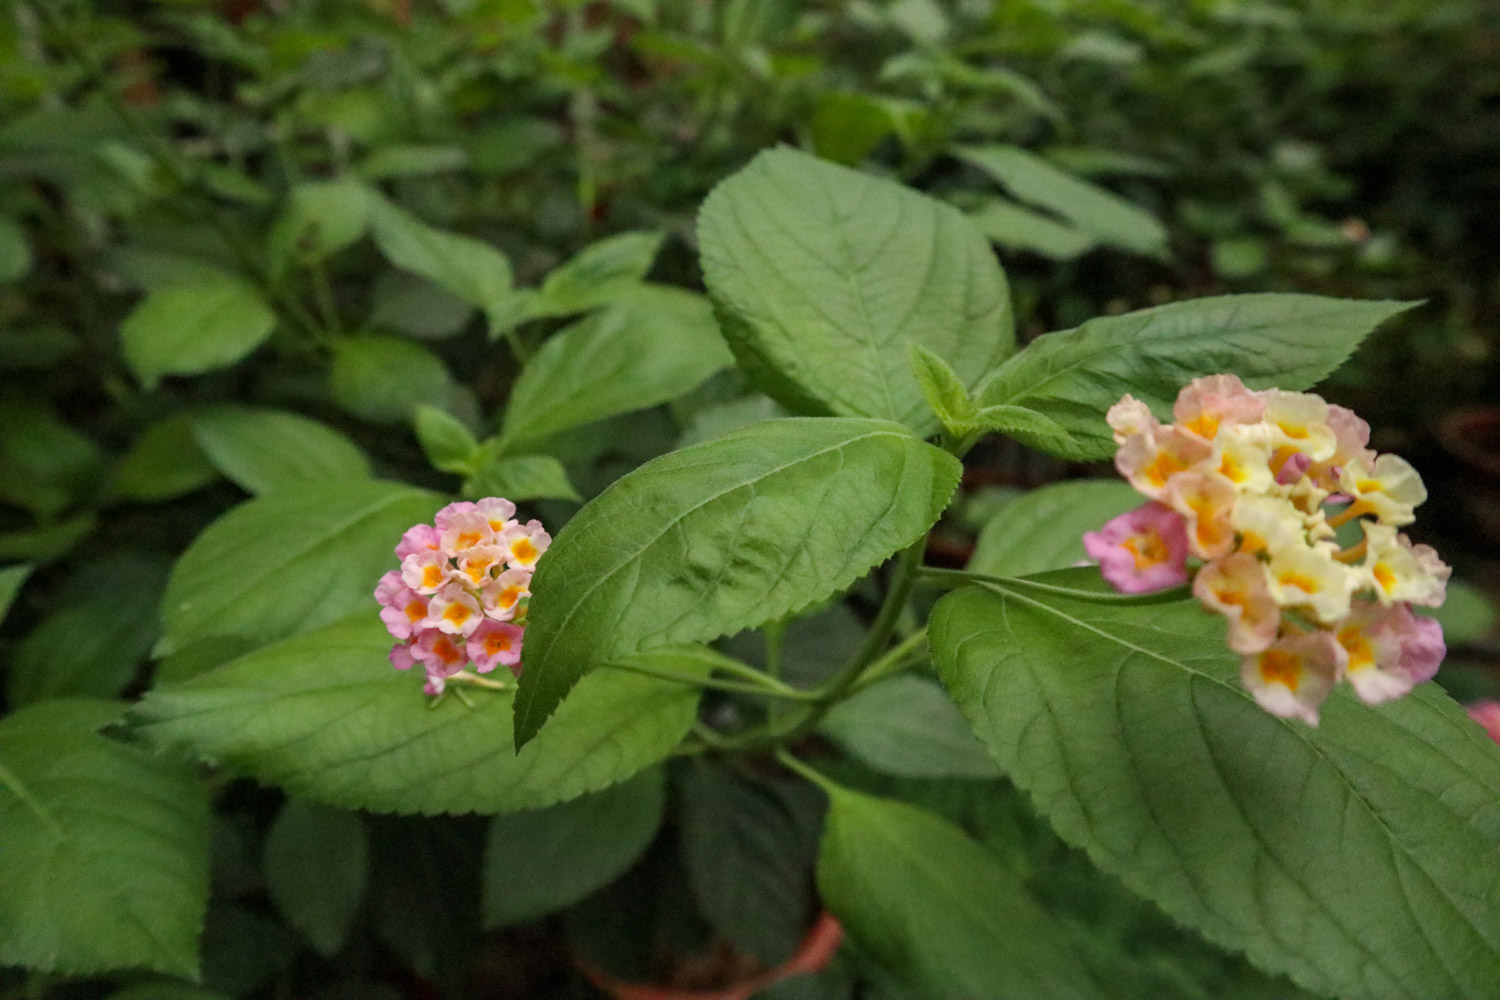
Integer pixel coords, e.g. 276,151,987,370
1468,700,1500,746
395,523,441,560
374,570,405,606
1084,501,1191,594
389,642,417,671
433,501,480,532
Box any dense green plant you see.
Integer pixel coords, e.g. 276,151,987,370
4,3,1500,999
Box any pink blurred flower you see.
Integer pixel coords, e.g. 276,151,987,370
1084,502,1191,593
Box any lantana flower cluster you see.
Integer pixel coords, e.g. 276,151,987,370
374,498,550,695
1084,375,1449,724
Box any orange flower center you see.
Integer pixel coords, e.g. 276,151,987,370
1338,625,1374,671
1123,532,1169,571
1259,649,1302,691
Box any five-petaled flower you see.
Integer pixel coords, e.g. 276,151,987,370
1091,375,1449,724
375,498,549,695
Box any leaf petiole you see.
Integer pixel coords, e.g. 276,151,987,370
917,566,1189,605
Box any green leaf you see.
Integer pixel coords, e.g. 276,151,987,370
680,762,820,965
0,700,210,978
482,768,664,927
0,215,33,282
968,403,1075,445
462,450,580,502
120,274,277,389
810,92,896,166
106,984,230,1000
267,178,372,275
1425,580,1496,647
977,294,1418,460
330,336,456,424
357,144,467,180
368,197,512,322
535,231,664,316
698,147,1015,434
192,406,372,495
816,782,1105,998
134,618,706,815
264,799,368,956
498,286,733,453
0,399,101,519
369,270,475,340
821,675,1000,779
968,479,1142,578
907,342,977,434
160,480,443,652
955,145,1167,255
113,415,219,501
514,417,961,747
0,514,96,564
0,562,33,625
929,574,1500,999
7,554,167,706
414,404,481,475
105,984,230,1000
0,400,102,519
968,197,1096,259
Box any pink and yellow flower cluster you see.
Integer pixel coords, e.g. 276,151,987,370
374,498,550,695
1085,375,1449,724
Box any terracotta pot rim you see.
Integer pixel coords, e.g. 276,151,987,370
576,911,844,1000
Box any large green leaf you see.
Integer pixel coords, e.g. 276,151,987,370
955,145,1167,255
192,406,372,495
133,618,706,815
977,294,1416,460
820,674,1000,779
120,274,277,389
498,285,732,452
0,700,210,978
929,573,1500,999
264,800,368,956
817,783,1106,998
482,768,664,927
968,479,1141,577
697,147,1015,434
514,417,961,746
159,480,443,653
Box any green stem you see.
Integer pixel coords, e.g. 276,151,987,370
774,748,839,794
917,566,1189,605
763,619,786,680
308,258,343,338
849,627,929,693
822,538,926,700
601,659,817,701
445,670,513,692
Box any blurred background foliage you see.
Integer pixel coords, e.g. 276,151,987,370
2,0,1499,997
